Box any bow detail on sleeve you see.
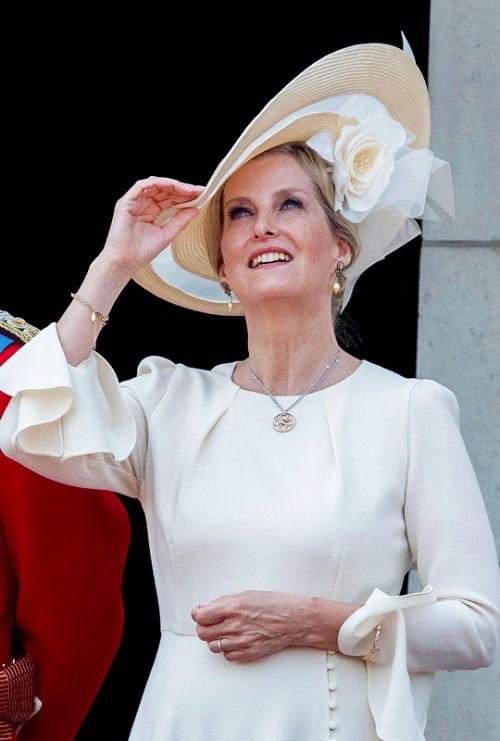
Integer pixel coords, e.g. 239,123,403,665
338,584,436,741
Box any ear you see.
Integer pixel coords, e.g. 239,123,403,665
217,252,226,281
335,237,352,268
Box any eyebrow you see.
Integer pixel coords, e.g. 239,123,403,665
223,187,309,209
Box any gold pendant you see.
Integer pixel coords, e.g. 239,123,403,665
273,412,296,432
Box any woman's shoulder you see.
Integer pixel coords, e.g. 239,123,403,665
118,354,234,414
350,359,459,423
360,358,455,394
346,361,461,444
118,353,178,412
127,355,233,387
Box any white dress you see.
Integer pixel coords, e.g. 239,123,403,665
0,322,499,741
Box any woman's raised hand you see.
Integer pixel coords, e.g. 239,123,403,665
100,176,205,274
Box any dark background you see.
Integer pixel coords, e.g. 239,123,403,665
3,6,430,738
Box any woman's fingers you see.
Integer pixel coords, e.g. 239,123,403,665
158,206,200,243
142,182,204,193
118,178,204,221
122,176,204,204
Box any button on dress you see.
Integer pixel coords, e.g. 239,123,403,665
0,322,499,741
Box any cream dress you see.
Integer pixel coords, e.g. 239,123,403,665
0,322,499,741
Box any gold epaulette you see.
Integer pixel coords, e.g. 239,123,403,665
0,311,40,344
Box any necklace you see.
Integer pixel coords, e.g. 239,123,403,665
246,348,342,432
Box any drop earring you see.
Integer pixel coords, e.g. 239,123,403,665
332,261,346,295
220,280,233,313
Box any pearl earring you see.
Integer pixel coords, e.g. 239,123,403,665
220,280,233,312
332,261,346,295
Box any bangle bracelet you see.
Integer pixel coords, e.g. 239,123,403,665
70,292,109,325
361,623,382,662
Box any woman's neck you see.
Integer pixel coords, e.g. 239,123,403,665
238,303,350,395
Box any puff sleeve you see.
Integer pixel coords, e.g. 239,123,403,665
337,378,500,741
0,322,176,500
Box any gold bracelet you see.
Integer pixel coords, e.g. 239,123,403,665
70,292,109,325
360,623,382,662
70,292,109,351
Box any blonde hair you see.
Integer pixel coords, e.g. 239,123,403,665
204,141,361,326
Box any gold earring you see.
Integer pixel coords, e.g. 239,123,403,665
332,261,346,295
220,280,233,313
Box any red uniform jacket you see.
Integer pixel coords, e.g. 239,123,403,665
0,317,131,740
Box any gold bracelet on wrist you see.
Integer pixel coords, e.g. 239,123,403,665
70,292,109,325
360,623,382,662
70,292,110,350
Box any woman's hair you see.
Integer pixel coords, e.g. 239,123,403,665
204,141,363,350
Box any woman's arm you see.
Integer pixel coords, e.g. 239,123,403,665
56,175,203,367
336,379,500,671
0,177,203,497
399,378,500,672
56,256,132,367
0,324,147,500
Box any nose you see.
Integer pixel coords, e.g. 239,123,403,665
253,210,277,238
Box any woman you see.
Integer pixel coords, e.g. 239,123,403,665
0,37,499,741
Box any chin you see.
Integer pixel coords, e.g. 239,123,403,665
241,288,303,306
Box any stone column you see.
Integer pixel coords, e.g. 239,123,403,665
409,2,500,738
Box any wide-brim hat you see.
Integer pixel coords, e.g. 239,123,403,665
132,33,454,316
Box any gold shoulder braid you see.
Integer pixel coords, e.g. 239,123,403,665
0,310,40,344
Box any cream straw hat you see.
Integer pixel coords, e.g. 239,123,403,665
133,32,455,316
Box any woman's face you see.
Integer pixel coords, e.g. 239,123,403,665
218,152,350,311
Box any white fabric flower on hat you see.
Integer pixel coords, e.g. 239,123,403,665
306,111,408,223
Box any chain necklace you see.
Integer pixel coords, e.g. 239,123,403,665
246,348,342,432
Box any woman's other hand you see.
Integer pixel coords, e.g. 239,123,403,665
191,589,355,663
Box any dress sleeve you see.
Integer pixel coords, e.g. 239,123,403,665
337,378,500,740
401,378,500,672
339,379,500,669
0,322,176,500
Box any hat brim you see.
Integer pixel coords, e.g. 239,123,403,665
133,41,430,316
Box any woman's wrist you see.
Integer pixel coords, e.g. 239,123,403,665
295,597,383,662
57,256,132,366
295,596,361,652
90,253,134,289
